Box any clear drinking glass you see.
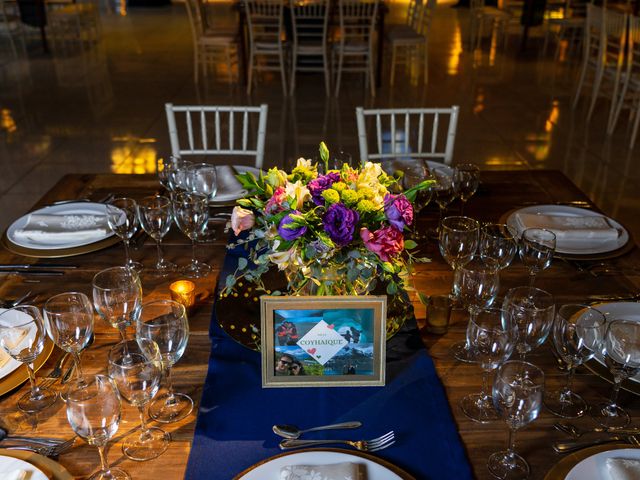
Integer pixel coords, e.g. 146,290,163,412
432,168,457,230
519,228,556,286
172,192,211,278
66,375,130,480
460,308,517,423
502,286,555,361
43,292,94,388
186,163,218,201
92,267,143,343
545,304,605,418
108,339,169,461
106,197,143,272
0,306,57,412
157,157,176,191
137,195,176,276
439,216,480,297
488,360,545,480
136,299,193,423
453,164,480,215
167,159,193,192
479,223,517,270
591,320,640,428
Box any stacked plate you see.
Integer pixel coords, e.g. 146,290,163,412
0,449,72,479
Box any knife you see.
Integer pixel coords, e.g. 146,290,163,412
552,436,636,454
0,270,65,276
0,264,78,269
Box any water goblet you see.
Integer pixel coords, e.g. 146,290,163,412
453,164,480,215
438,216,480,302
545,304,605,418
519,228,556,286
460,308,517,423
92,266,142,343
432,168,457,230
66,374,130,480
137,195,176,276
502,286,555,361
157,156,179,191
106,197,143,272
108,339,169,461
167,159,193,192
0,305,57,412
479,223,517,270
186,163,218,201
590,320,640,428
172,192,211,278
488,360,544,480
136,299,193,423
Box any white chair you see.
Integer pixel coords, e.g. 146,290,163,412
165,103,269,168
469,0,512,51
333,0,378,97
245,0,287,95
0,0,26,61
542,0,588,60
355,106,460,165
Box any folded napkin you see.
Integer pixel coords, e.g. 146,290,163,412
280,462,365,480
514,212,619,243
1,470,26,480
0,349,10,369
213,166,247,201
13,213,110,246
605,457,640,480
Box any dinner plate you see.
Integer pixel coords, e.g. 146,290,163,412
543,444,633,480
211,165,260,204
234,448,414,479
0,449,73,480
0,308,25,381
505,205,629,255
0,453,48,480
565,447,640,480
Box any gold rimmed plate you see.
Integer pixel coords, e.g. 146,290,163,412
0,448,73,480
0,338,55,397
544,444,638,480
2,232,120,259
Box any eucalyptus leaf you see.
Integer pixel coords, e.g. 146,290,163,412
237,257,248,270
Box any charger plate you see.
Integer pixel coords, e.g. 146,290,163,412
0,449,73,480
0,338,54,397
543,444,632,480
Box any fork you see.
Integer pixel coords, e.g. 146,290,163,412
39,351,72,390
279,431,395,452
5,437,75,457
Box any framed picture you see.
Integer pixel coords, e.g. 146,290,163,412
260,295,386,388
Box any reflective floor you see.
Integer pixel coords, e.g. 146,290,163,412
1,1,638,239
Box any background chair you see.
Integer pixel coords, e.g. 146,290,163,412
0,0,26,62
165,103,269,168
469,0,512,51
542,0,589,61
355,106,460,165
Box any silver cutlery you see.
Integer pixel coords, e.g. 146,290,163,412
0,264,78,270
279,431,395,452
552,435,640,454
52,198,92,205
0,427,74,448
0,270,65,276
0,290,34,309
4,437,75,457
273,421,362,439
588,293,640,302
554,422,640,439
39,351,72,390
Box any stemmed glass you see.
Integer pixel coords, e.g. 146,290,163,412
0,306,57,412
108,339,169,461
439,216,480,300
545,304,605,418
591,320,640,428
43,292,94,389
167,159,193,192
503,286,555,361
186,163,218,201
519,228,556,286
432,168,457,230
172,192,211,278
136,299,193,423
460,308,517,423
157,157,179,191
479,223,517,270
66,375,130,480
106,198,143,272
92,267,143,343
137,195,176,276
488,361,545,480
401,161,434,239
453,164,480,215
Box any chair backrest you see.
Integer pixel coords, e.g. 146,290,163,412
405,0,419,28
245,0,284,48
290,0,329,50
355,106,460,165
601,9,627,70
582,4,604,62
165,103,269,168
338,0,378,47
413,0,433,36
184,0,206,43
627,15,640,82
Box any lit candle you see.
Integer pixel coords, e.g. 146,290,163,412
170,280,196,308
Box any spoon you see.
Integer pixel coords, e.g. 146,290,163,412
273,421,362,439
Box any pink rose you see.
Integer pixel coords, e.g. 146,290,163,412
231,206,255,236
360,226,404,261
265,186,287,214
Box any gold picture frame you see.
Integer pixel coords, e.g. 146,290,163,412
260,295,386,388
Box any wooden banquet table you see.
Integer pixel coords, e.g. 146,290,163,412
0,170,640,479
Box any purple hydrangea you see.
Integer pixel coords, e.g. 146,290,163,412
307,172,341,206
384,193,414,231
323,203,359,246
278,211,307,241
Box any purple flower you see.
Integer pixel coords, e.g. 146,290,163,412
307,172,341,206
323,203,359,246
384,193,414,231
278,211,307,241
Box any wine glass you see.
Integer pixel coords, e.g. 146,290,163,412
401,160,434,212
43,292,94,388
432,168,457,230
519,228,556,286
479,223,517,270
106,198,143,272
136,299,193,423
502,286,555,361
460,308,517,423
108,339,169,461
186,163,218,201
453,164,480,215
0,306,57,412
137,195,176,276
591,320,640,428
438,216,479,300
488,360,544,480
545,304,605,418
92,267,143,343
167,159,193,192
66,374,130,480
157,156,180,191
172,192,211,278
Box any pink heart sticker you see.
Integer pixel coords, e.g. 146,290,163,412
307,348,317,355
327,324,335,329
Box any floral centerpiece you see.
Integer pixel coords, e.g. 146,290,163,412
222,144,432,325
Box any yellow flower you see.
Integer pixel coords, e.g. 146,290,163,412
332,182,347,192
264,167,287,188
341,189,359,206
357,199,376,213
322,189,340,204
285,180,311,210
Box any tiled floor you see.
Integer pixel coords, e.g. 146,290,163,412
1,1,638,240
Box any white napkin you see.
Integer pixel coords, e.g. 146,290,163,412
13,213,110,246
514,212,619,243
1,470,26,480
280,462,365,480
605,457,640,480
0,349,10,369
214,165,246,201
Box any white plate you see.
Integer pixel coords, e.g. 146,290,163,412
564,448,640,480
237,450,404,480
0,308,25,382
7,202,113,250
0,453,49,480
505,205,628,255
211,165,260,203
